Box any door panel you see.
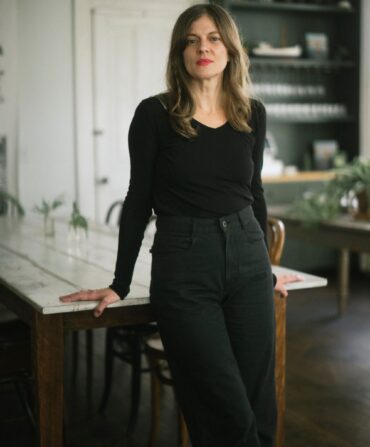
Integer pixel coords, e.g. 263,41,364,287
92,3,192,222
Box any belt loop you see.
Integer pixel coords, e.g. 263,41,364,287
237,209,247,230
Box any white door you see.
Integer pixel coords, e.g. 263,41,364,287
91,2,193,223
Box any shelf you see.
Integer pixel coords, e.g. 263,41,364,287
263,171,335,184
268,115,356,124
230,1,355,14
250,57,355,70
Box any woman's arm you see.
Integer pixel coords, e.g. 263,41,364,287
249,101,305,293
250,100,279,287
109,100,159,299
250,99,268,243
60,99,159,316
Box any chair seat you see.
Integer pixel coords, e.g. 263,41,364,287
145,334,165,354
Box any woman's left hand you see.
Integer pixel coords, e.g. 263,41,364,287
274,274,304,298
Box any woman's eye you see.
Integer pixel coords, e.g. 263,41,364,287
210,36,221,42
186,38,198,45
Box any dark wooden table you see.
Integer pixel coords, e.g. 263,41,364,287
269,206,370,314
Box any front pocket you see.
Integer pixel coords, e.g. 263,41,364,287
150,233,194,254
244,217,264,242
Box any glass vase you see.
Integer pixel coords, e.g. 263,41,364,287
43,215,55,237
67,226,88,257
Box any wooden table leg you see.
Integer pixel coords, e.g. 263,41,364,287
338,249,350,315
274,292,287,447
32,312,64,447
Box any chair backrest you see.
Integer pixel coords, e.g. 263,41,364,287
105,200,124,226
267,216,285,266
105,200,157,228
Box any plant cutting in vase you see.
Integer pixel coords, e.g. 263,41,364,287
69,201,88,239
289,157,370,225
0,189,25,217
33,195,64,237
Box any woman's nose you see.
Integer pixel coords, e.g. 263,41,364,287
198,39,209,53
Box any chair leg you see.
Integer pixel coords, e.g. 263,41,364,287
14,378,36,432
147,355,162,447
71,331,79,385
178,407,189,447
99,329,114,413
86,330,94,412
127,334,142,436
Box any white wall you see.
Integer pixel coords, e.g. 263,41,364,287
17,0,75,213
0,0,18,196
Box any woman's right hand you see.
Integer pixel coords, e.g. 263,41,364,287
59,287,120,318
274,274,304,298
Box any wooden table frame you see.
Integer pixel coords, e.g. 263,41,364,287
0,280,287,447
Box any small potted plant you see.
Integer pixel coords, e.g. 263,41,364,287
289,157,370,225
0,189,25,217
33,195,64,237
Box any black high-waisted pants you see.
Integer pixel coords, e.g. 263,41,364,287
149,205,276,447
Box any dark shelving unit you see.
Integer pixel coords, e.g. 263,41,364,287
213,0,361,174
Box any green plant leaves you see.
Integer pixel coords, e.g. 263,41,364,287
33,194,64,216
289,157,370,225
0,190,25,216
69,201,88,234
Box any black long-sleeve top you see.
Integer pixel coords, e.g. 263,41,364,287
109,96,269,299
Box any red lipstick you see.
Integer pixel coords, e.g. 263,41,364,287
196,59,213,66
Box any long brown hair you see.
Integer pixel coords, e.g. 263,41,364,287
161,3,253,138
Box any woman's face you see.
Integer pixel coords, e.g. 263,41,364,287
182,15,229,83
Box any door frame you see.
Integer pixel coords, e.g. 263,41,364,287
73,0,196,219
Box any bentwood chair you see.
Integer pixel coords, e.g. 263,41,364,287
144,216,287,447
99,201,159,435
144,334,189,447
0,305,35,430
267,216,286,265
105,200,124,226
0,196,34,428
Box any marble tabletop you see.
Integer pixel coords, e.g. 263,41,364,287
0,217,327,315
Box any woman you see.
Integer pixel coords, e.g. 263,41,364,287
61,4,300,446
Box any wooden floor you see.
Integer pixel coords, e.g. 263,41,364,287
1,267,370,447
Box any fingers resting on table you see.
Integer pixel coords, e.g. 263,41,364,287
59,287,120,318
279,274,304,284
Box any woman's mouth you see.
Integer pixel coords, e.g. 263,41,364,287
196,59,213,66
